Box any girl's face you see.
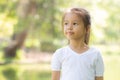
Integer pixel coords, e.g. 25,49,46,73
63,12,86,41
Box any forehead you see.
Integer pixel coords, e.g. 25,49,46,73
64,12,82,21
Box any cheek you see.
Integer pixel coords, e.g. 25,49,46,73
75,27,86,35
63,28,67,35
63,25,68,30
63,26,67,31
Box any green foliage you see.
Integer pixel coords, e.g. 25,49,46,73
0,49,24,62
0,50,4,61
23,70,51,80
96,44,120,55
24,38,40,49
0,0,18,37
0,52,120,80
40,40,60,52
0,64,21,80
96,0,120,43
15,49,24,60
3,67,18,80
0,0,120,52
0,13,17,37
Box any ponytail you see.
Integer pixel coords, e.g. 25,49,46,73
84,26,90,45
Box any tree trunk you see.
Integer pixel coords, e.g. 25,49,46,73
4,0,37,58
4,30,28,58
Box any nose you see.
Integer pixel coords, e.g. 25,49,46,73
67,24,73,30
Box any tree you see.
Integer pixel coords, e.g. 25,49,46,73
4,29,27,58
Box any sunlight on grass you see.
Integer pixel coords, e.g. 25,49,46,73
0,55,120,80
0,45,120,80
22,70,51,80
96,44,120,80
104,55,120,80
0,63,51,80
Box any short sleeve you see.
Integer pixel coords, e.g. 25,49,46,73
95,51,104,77
51,50,62,71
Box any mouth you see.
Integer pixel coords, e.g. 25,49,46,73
66,31,74,35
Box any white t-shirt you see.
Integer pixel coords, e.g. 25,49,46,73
51,46,104,80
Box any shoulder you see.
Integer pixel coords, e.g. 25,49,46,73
90,46,104,59
52,46,69,57
55,46,68,52
88,46,103,58
89,46,101,53
52,46,69,63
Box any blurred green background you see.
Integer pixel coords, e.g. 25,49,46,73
0,0,120,80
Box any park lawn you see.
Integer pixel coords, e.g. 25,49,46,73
25,55,120,80
0,63,51,80
30,55,120,80
0,55,120,80
104,55,120,80
40,55,120,80
38,55,120,80
21,63,51,80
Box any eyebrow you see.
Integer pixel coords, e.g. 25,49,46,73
64,20,68,22
64,20,79,22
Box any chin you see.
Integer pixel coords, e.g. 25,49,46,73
67,37,74,40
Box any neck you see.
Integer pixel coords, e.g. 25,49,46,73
69,40,89,54
69,39,86,48
69,39,89,53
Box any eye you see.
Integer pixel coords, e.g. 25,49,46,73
64,22,68,25
73,23,78,26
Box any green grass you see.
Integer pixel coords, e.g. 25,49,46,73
22,70,51,80
96,44,120,80
104,55,120,80
0,63,51,80
0,55,120,80
0,44,119,80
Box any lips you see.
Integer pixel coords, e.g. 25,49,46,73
66,31,74,35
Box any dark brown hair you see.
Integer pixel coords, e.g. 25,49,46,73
62,7,91,44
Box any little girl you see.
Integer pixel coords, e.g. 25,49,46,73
51,7,104,80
